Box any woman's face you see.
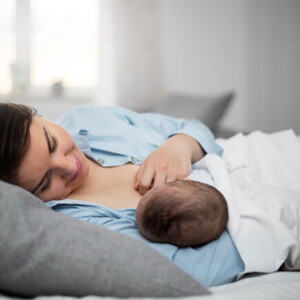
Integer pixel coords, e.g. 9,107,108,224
17,116,90,202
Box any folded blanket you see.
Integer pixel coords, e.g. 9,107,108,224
196,130,300,275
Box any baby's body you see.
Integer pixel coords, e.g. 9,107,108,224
187,167,215,186
136,167,228,247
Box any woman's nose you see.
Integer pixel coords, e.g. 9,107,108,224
51,154,75,179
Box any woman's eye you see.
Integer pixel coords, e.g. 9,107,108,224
40,173,53,193
50,135,58,153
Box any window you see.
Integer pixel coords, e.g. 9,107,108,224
0,0,99,97
0,0,16,94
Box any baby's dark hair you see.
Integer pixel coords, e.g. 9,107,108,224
136,180,228,247
0,103,37,183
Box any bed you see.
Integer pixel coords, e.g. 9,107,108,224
1,132,300,300
1,272,300,300
1,98,300,299
1,270,300,300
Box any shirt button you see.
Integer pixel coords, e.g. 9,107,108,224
130,157,139,163
79,129,88,135
97,158,105,165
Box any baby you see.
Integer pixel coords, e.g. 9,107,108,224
136,177,228,247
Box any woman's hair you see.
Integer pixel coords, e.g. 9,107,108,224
137,180,228,247
0,103,37,183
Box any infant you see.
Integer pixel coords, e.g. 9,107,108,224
136,176,228,247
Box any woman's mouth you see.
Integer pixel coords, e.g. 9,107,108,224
70,154,82,182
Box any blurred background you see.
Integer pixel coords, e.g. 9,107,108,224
0,0,300,136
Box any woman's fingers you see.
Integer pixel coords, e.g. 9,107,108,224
134,164,155,195
134,134,197,194
165,173,177,184
152,172,167,190
135,163,187,194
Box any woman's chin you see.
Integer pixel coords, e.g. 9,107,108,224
78,153,90,180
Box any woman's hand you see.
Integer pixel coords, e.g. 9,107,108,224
134,134,205,195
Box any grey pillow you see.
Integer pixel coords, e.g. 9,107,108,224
0,181,210,298
156,91,234,132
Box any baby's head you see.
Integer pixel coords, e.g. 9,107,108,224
136,180,228,247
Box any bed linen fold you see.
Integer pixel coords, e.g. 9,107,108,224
197,130,300,275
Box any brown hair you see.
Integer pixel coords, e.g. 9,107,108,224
0,103,37,183
136,180,228,247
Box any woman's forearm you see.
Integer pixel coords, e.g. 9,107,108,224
166,134,205,163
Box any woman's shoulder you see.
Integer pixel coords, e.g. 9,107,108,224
62,105,134,117
57,105,137,126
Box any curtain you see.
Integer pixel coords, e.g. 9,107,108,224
96,0,164,111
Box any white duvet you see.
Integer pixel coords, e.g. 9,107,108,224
195,129,300,275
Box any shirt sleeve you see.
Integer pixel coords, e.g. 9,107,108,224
108,106,222,156
57,105,223,156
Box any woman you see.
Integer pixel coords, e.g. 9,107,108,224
0,102,244,287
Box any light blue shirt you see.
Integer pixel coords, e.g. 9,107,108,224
57,105,223,166
48,105,244,287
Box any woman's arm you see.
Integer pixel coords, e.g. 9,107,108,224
118,109,220,195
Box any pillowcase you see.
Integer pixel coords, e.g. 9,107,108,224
156,91,234,132
0,181,210,298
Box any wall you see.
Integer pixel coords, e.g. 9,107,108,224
245,0,300,133
159,0,300,134
97,0,163,111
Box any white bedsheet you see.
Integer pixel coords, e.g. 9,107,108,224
196,130,300,275
208,271,300,300
2,272,299,300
